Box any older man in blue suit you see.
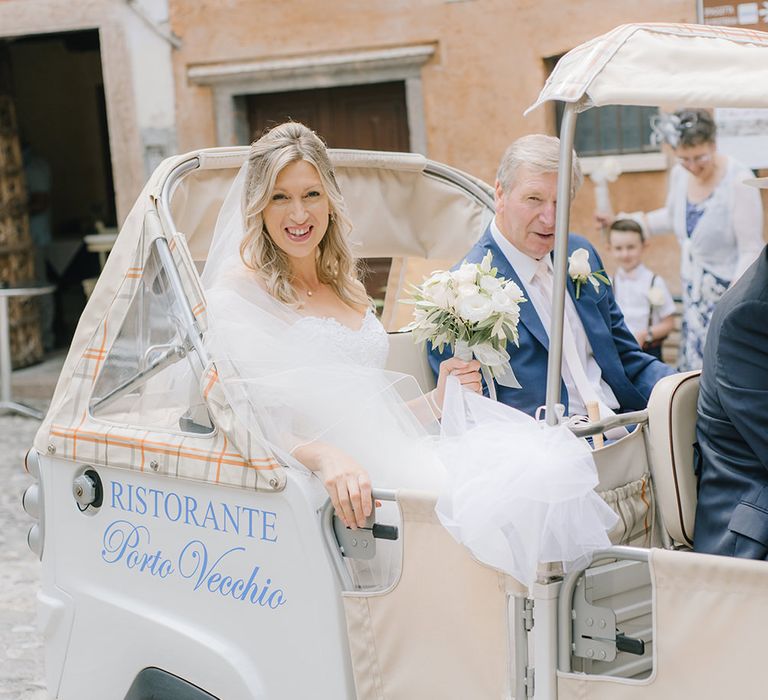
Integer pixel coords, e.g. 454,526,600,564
428,134,673,418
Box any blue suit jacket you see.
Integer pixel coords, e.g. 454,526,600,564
694,245,768,559
427,227,673,416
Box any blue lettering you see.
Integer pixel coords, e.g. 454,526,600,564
241,506,260,538
111,482,126,511
202,502,221,532
262,511,278,543
164,493,182,522
135,486,147,516
221,503,240,535
148,488,162,517
268,590,287,609
102,520,148,563
184,496,201,527
256,578,272,605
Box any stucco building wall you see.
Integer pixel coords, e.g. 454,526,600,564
169,0,701,291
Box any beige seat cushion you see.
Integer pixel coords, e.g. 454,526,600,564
647,371,701,547
385,332,436,394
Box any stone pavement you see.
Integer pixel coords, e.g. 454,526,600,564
0,353,65,700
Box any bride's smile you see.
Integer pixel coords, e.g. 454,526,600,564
263,159,330,261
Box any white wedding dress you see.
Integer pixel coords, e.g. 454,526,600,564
201,164,618,587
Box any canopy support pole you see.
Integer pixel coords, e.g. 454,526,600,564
545,103,578,426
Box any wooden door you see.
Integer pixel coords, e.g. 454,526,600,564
247,82,411,305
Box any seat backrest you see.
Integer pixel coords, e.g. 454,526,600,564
385,331,436,393
647,371,701,547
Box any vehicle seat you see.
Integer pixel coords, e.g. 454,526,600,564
646,370,701,548
385,331,436,393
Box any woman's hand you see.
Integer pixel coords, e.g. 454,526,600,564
594,212,613,232
431,356,482,414
293,442,372,529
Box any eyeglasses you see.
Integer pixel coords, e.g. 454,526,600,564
676,153,712,167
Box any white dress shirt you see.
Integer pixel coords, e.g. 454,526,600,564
612,264,676,338
490,221,619,416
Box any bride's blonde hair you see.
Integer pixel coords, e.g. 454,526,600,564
239,121,367,308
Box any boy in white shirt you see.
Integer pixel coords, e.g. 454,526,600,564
609,219,676,361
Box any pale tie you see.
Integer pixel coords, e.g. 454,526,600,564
532,260,610,418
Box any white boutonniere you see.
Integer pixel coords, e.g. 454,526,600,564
568,248,611,300
647,285,666,308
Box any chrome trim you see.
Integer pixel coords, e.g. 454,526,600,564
568,409,649,438
157,156,201,237
545,104,579,425
423,161,496,211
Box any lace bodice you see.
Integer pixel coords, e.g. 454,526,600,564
292,308,389,369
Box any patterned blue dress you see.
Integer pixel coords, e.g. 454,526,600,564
679,199,730,371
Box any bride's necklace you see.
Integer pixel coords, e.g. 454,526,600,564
294,277,321,298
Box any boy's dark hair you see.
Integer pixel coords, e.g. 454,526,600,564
609,218,644,242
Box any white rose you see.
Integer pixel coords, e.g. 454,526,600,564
504,280,525,302
480,275,503,292
426,283,456,309
647,285,666,307
491,289,516,313
479,251,494,273
456,282,480,298
423,270,450,289
568,248,592,279
457,292,494,323
453,263,478,286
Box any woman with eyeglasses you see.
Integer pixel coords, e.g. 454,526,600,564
599,109,764,371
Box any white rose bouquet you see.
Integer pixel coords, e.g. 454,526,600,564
568,248,611,299
401,251,526,398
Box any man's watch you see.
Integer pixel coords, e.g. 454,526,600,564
644,329,654,345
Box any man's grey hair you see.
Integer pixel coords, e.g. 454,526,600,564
496,134,583,199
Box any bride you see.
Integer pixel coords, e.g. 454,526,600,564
202,122,617,586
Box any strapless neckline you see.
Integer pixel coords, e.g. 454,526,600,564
292,307,389,370
298,307,374,333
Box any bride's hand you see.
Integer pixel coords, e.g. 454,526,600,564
432,357,482,413
293,441,372,529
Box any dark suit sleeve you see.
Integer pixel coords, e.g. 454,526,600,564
716,299,768,472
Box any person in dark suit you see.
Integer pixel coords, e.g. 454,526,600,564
428,134,673,418
694,178,768,558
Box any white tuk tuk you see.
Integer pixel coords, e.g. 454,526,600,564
22,22,768,700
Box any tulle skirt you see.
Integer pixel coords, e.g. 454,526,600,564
435,379,618,587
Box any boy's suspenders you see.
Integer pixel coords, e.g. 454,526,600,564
647,274,657,330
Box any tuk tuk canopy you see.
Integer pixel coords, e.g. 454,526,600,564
527,23,768,114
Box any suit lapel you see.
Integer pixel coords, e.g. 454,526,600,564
480,230,550,351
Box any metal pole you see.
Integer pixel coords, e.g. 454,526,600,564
544,103,579,425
